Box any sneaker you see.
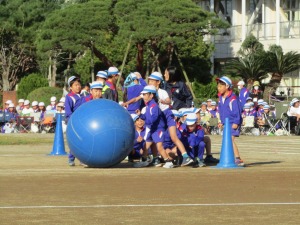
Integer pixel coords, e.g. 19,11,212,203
204,155,219,164
68,160,75,166
198,159,206,167
235,158,245,167
181,156,194,166
133,160,149,168
163,160,174,169
151,157,164,167
193,158,206,168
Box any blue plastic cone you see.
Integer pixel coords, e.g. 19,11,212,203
49,113,67,155
215,118,240,169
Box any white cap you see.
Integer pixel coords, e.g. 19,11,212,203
38,102,45,107
207,99,212,102
191,107,201,113
107,67,120,76
149,71,163,81
59,97,65,103
32,101,38,106
291,98,299,105
8,103,15,108
57,102,64,107
237,80,245,86
50,96,56,102
216,76,232,88
18,99,25,103
211,101,217,106
46,105,52,111
171,110,180,117
5,100,12,105
141,85,156,94
24,100,30,105
185,113,198,125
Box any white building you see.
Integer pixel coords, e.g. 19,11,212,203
199,0,300,97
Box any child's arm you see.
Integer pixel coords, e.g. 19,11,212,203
64,96,73,120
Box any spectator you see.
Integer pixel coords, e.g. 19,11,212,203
237,80,250,108
81,83,91,96
103,67,120,102
250,81,263,102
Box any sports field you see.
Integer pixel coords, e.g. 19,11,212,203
0,134,300,225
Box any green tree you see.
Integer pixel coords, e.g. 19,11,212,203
224,34,267,88
17,73,48,99
0,0,62,91
263,45,300,100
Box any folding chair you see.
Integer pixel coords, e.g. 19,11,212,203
274,102,290,135
16,116,33,133
41,111,56,133
241,116,255,135
30,112,42,133
208,117,219,135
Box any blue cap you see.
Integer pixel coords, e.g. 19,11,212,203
185,113,197,125
216,76,232,87
171,110,181,117
96,71,108,79
243,104,250,109
90,81,103,89
211,101,217,106
141,85,156,94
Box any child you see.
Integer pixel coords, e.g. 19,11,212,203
38,102,46,120
16,99,24,114
32,101,39,113
81,81,103,103
216,76,244,166
95,71,109,94
129,114,146,162
181,113,206,167
65,76,82,166
48,96,57,110
123,72,147,114
80,83,90,96
21,100,33,115
103,67,119,102
56,102,65,113
134,85,173,168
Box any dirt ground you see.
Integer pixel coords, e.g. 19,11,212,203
0,134,300,225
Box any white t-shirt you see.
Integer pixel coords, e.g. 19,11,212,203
288,106,300,116
139,88,170,111
21,108,34,115
157,88,170,111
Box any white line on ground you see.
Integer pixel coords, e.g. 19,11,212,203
1,202,300,209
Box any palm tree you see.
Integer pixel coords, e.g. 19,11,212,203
224,54,268,89
263,45,300,100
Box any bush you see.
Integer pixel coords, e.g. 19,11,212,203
17,73,49,99
27,87,63,105
192,80,218,105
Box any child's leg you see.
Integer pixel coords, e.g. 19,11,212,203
169,126,186,155
197,141,205,160
232,136,240,158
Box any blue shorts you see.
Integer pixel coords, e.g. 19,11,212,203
163,142,176,150
231,127,240,137
145,128,165,143
163,108,176,128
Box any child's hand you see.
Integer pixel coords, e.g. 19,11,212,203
137,136,143,143
232,124,238,129
135,109,141,115
218,123,223,128
121,102,128,108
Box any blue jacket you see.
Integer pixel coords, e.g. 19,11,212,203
126,78,147,113
181,125,204,148
218,90,242,125
65,92,82,120
133,127,146,151
139,99,165,132
239,87,249,108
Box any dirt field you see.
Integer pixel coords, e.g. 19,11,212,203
0,134,300,225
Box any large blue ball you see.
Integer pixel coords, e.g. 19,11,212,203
66,99,135,168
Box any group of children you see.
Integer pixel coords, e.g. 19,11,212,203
62,65,245,168
0,97,66,133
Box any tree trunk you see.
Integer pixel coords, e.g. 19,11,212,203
263,72,282,102
136,42,144,73
51,57,57,87
2,70,10,91
48,56,52,87
92,46,113,67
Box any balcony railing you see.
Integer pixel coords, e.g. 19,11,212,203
214,21,300,43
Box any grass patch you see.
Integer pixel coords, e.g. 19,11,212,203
0,134,54,145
